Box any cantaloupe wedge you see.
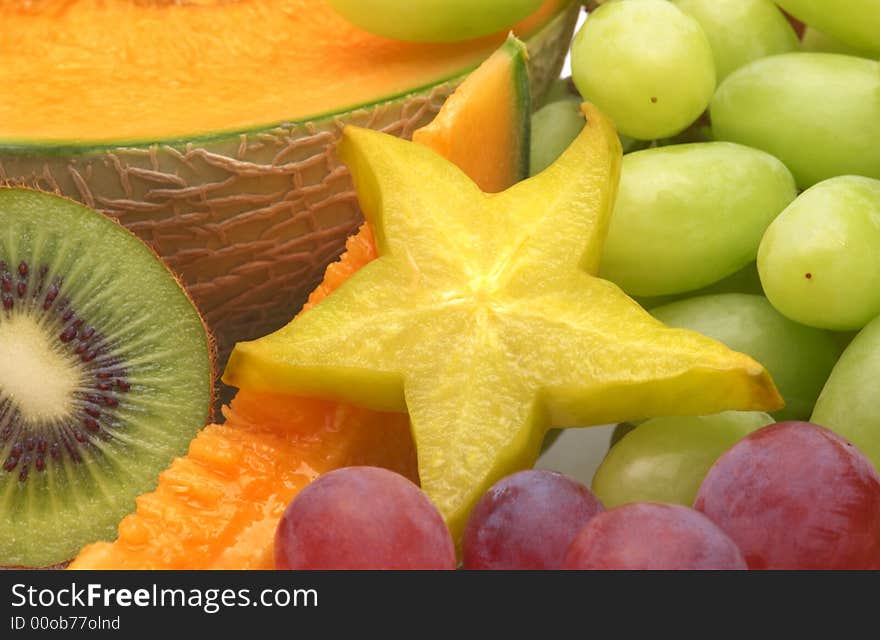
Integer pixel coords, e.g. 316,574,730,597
0,0,578,361
70,388,416,570
413,36,531,193
70,36,533,570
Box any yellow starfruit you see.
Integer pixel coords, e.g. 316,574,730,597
224,103,782,538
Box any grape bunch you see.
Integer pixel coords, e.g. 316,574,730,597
273,422,880,570
529,0,880,471
595,418,880,569
462,470,747,570
529,0,880,569
272,467,751,570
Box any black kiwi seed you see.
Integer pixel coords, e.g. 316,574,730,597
0,261,133,481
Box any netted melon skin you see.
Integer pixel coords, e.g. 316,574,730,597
0,5,577,362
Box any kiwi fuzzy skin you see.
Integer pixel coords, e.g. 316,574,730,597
0,185,217,568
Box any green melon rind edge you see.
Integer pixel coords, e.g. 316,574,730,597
507,35,533,183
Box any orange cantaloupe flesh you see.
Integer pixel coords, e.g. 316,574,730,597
70,40,529,569
0,0,561,143
413,36,531,193
69,394,416,570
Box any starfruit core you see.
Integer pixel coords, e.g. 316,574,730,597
224,103,783,539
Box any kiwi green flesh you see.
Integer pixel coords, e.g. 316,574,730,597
0,188,212,568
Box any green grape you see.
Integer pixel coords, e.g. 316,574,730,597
776,0,880,57
651,294,842,420
711,53,880,189
801,27,877,59
758,176,880,331
325,0,542,42
570,0,715,140
812,314,880,472
633,261,763,310
530,100,585,175
672,0,799,81
599,143,796,297
592,411,773,508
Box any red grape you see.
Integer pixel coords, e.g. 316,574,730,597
694,421,880,570
463,470,604,570
562,502,747,570
274,466,456,570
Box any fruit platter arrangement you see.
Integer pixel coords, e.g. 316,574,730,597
0,0,879,571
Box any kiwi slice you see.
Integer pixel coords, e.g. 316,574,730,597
0,188,212,568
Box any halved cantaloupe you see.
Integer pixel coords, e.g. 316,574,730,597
70,36,533,569
0,0,578,360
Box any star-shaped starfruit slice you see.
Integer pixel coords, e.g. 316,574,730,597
224,103,783,537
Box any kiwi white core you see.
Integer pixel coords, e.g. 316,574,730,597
0,314,81,423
